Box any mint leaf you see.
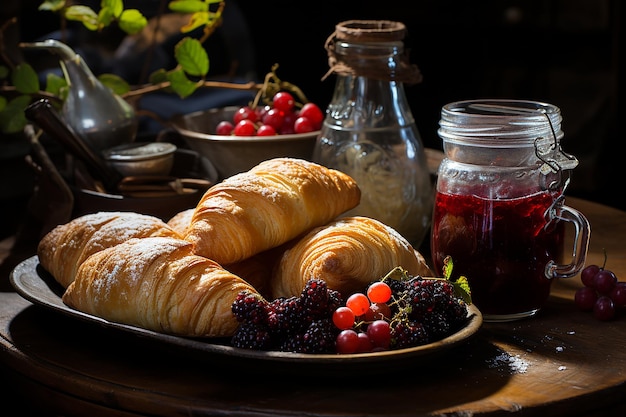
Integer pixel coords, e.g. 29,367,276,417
168,0,209,14
12,63,40,94
64,5,99,30
119,9,148,35
453,276,472,305
175,37,209,77
98,73,130,95
167,69,198,98
45,72,67,95
0,95,31,134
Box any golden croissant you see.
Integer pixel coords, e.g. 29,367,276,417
271,216,433,298
167,208,194,235
37,211,181,288
184,158,361,265
63,236,260,338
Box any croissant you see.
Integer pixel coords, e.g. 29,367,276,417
37,211,182,288
184,158,361,265
271,216,433,299
62,236,260,338
167,208,194,235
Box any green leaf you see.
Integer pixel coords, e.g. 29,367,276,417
102,0,124,17
167,69,198,98
180,11,211,33
168,0,209,14
118,9,148,35
98,6,116,27
0,96,6,112
0,95,31,134
174,37,209,77
441,256,453,280
148,69,169,84
453,276,472,305
44,72,67,96
12,63,40,94
0,65,9,79
97,73,130,95
65,5,99,30
38,0,66,12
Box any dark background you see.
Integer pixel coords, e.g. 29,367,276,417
1,0,624,241
239,0,622,210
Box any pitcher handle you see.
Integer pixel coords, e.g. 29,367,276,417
545,204,591,279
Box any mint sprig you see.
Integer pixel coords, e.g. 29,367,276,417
382,256,472,305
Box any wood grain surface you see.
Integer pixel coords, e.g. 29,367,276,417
1,196,625,417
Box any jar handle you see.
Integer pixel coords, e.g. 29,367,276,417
545,205,591,279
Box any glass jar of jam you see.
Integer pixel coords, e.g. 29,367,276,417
431,99,590,322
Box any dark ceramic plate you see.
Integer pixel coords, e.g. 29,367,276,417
10,255,482,371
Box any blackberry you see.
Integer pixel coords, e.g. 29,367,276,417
421,311,451,340
391,320,429,349
279,333,305,353
231,322,272,350
300,278,331,318
266,296,306,337
327,288,344,314
231,290,268,324
386,278,409,296
300,319,338,354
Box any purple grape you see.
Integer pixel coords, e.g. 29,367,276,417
610,282,626,308
574,287,597,311
581,264,600,288
594,269,617,294
593,296,616,321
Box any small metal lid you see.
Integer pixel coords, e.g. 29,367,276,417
104,142,177,162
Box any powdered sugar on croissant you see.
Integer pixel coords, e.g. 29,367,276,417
37,211,182,288
63,236,260,338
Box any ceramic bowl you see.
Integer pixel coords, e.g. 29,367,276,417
170,106,319,179
103,142,177,177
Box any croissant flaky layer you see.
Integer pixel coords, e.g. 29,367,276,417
271,216,433,299
63,236,259,338
37,211,182,289
184,158,361,265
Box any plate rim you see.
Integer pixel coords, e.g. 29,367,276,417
10,255,483,364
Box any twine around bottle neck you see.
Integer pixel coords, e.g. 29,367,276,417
322,20,423,85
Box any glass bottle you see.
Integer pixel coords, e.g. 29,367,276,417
431,99,590,321
313,20,433,247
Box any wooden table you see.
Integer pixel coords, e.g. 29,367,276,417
1,197,626,416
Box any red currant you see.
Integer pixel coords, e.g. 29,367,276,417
346,293,370,316
332,306,355,330
262,108,285,130
355,332,373,353
367,281,392,304
299,102,324,129
272,91,295,113
366,320,391,349
233,119,256,136
233,105,258,125
215,120,234,135
293,116,315,134
336,329,359,354
364,302,391,321
256,124,277,136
